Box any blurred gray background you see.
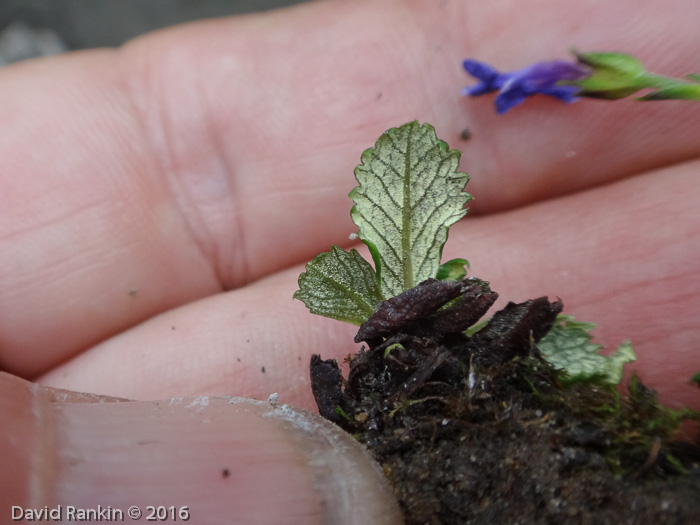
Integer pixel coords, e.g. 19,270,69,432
0,0,305,65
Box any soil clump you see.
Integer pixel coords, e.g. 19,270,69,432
310,279,700,524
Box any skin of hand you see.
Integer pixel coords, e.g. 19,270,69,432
0,0,699,518
0,372,402,523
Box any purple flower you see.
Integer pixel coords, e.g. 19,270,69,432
461,59,591,114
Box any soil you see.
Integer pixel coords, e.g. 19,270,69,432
310,278,700,524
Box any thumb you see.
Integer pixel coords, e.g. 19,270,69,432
0,373,402,524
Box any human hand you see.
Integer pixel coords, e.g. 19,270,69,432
0,372,402,523
1,0,699,516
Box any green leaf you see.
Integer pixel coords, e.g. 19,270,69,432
349,121,472,298
638,83,700,101
538,314,636,386
436,258,470,281
294,246,383,325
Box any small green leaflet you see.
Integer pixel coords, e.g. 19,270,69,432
436,258,470,281
349,121,472,298
293,246,382,326
638,82,700,101
538,314,636,386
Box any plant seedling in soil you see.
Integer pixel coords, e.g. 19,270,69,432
295,122,700,524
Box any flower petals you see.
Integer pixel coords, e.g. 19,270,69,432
462,58,591,113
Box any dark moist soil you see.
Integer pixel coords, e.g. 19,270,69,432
310,278,700,524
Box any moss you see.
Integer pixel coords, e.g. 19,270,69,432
310,285,700,524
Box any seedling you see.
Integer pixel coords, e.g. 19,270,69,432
294,122,700,523
295,121,634,385
294,121,470,323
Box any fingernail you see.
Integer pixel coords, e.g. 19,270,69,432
262,400,403,524
43,395,402,524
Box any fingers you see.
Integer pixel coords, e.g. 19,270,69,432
0,50,223,376
0,373,402,524
3,0,700,376
40,268,357,412
40,160,700,414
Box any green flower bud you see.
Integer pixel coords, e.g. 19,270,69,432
569,50,651,99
